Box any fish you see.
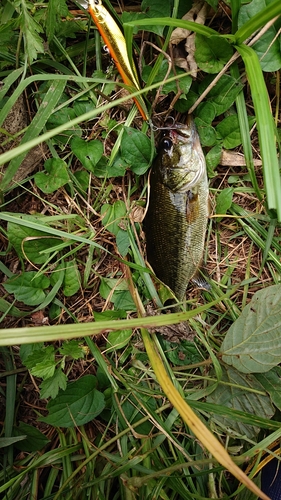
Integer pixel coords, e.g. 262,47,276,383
144,118,209,304
87,0,148,121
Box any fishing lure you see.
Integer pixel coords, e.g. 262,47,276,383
88,0,148,121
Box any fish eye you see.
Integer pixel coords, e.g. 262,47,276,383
94,0,100,4
161,137,173,152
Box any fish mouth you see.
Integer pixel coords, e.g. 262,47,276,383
175,165,205,192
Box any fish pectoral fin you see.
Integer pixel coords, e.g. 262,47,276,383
191,267,211,290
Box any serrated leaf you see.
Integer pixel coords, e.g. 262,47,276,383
3,272,50,306
59,340,85,359
121,127,152,175
221,284,281,373
39,375,105,427
13,422,50,452
63,260,81,297
34,158,69,194
46,0,69,42
107,329,132,351
195,34,233,74
40,369,68,399
199,75,243,116
8,218,59,264
20,343,45,365
238,0,281,72
18,0,44,62
31,359,56,380
23,345,56,379
216,187,233,221
71,137,103,172
101,200,127,235
207,366,274,439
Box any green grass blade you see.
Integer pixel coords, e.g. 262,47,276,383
1,79,66,190
230,63,262,200
236,44,281,220
235,0,281,45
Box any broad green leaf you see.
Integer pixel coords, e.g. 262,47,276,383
47,107,82,146
0,436,27,449
121,11,162,37
195,34,233,73
255,367,281,411
216,114,255,149
63,260,81,297
116,229,130,256
194,117,217,147
3,272,50,306
108,155,127,177
99,277,136,311
94,310,127,321
238,0,281,72
8,218,59,264
107,329,132,351
196,101,216,123
161,339,202,366
39,375,105,427
221,284,281,373
34,158,69,193
71,136,103,172
216,187,234,220
73,170,90,192
101,200,127,235
40,369,68,399
120,127,152,175
205,143,222,176
207,366,274,439
13,422,50,451
199,75,243,116
141,0,172,18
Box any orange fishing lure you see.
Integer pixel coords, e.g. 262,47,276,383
88,0,148,121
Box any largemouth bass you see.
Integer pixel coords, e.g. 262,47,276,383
144,119,209,303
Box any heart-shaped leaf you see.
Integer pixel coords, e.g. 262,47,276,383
221,284,281,373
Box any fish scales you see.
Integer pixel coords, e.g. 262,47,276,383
145,120,209,302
